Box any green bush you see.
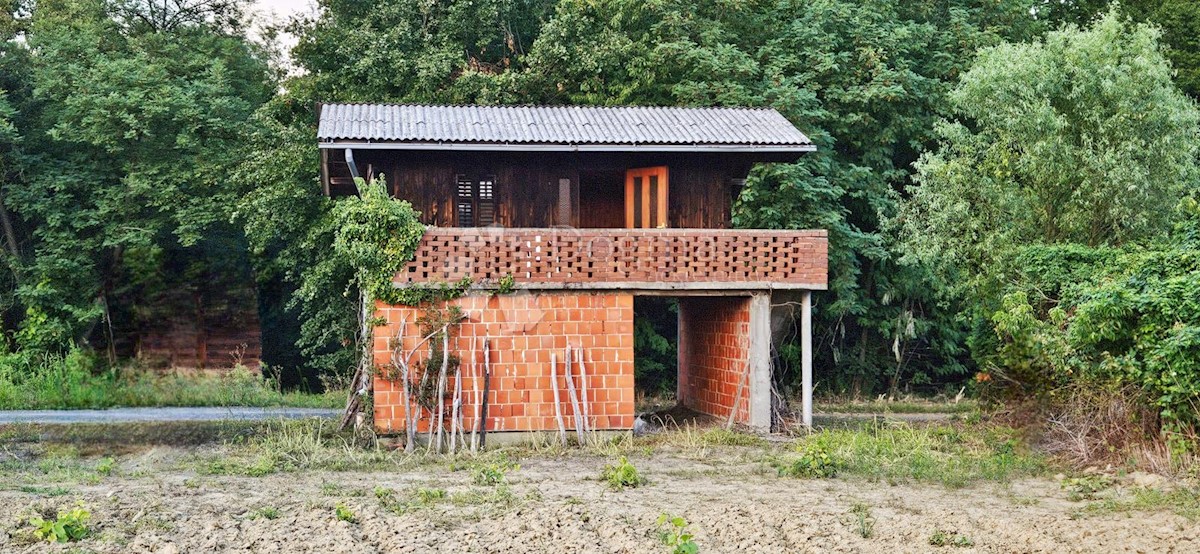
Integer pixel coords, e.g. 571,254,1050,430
987,226,1200,448
334,503,356,523
777,442,842,479
30,503,91,543
601,456,646,490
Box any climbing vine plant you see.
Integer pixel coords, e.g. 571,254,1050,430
331,177,427,304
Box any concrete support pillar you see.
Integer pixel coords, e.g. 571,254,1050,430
676,303,688,403
748,293,772,432
801,290,813,429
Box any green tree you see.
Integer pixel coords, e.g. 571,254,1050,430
1033,1,1200,98
2,0,271,355
898,8,1200,361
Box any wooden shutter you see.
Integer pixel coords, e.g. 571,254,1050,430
456,174,498,227
477,175,496,226
624,166,669,228
456,175,475,227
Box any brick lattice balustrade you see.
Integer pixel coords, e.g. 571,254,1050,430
398,228,828,290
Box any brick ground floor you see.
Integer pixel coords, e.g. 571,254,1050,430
372,290,779,437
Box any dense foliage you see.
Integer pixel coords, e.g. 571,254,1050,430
1,0,271,362
2,0,1200,449
899,10,1200,443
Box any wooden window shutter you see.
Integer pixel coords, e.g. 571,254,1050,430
477,175,496,226
456,175,475,227
456,174,497,227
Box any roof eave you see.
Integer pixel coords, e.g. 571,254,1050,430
317,140,816,154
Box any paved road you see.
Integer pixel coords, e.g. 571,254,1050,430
0,407,340,424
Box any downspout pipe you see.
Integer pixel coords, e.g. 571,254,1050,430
344,148,364,196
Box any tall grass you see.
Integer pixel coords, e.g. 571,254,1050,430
780,421,1048,487
0,350,344,410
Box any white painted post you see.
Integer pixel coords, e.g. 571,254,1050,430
801,290,813,429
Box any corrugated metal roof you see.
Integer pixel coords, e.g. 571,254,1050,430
317,104,813,151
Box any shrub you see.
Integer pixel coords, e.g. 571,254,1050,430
988,236,1200,453
30,503,91,543
778,442,841,479
601,456,646,490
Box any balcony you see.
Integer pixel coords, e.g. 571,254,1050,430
396,228,828,291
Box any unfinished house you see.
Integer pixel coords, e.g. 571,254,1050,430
318,104,827,440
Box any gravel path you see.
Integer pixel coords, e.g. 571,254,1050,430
0,407,339,424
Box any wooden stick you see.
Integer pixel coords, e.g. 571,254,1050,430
390,320,452,453
471,337,482,452
450,344,462,453
551,353,567,446
433,332,450,452
564,345,585,444
577,347,591,433
389,317,418,452
478,337,492,450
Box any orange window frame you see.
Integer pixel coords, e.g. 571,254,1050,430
624,166,669,228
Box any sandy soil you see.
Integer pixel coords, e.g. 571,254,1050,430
1,445,1195,553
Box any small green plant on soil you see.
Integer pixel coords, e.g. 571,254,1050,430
602,456,646,490
657,513,699,554
334,503,357,523
471,458,519,486
777,443,841,478
449,485,518,509
375,486,448,514
929,529,973,547
847,502,875,538
249,506,280,520
94,456,116,476
1063,475,1114,501
30,502,91,543
416,487,447,503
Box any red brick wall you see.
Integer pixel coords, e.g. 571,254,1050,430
678,296,752,424
372,292,635,435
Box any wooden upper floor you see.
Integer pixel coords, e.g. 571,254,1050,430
318,104,814,230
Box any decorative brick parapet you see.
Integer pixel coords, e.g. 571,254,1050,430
397,228,827,290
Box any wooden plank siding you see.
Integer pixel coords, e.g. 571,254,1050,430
346,150,766,230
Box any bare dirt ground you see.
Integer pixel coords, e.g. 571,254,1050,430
2,442,1196,554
